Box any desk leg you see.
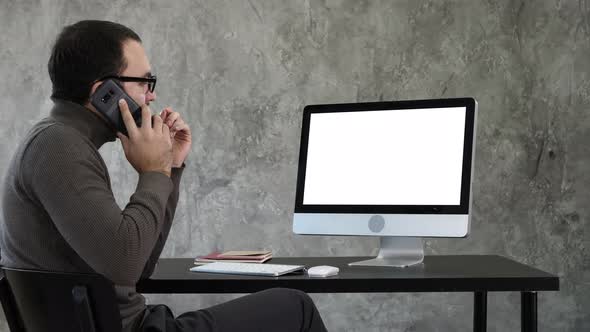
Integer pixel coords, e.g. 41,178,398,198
521,292,537,332
473,291,487,332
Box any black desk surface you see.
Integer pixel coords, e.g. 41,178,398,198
137,255,559,294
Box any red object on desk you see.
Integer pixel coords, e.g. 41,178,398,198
195,251,272,265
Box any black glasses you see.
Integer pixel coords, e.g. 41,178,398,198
98,75,157,93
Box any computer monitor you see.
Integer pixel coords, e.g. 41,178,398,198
293,98,477,267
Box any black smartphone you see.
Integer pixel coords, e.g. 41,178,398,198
90,79,142,136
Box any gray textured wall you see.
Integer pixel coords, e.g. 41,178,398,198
0,0,588,331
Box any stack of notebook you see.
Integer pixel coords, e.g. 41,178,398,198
194,250,272,265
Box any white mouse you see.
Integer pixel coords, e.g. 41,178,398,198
307,265,339,277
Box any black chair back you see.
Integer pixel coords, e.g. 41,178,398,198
0,267,121,332
0,270,23,332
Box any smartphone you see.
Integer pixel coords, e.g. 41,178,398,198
90,79,142,136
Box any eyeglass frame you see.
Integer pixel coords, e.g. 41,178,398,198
97,75,157,93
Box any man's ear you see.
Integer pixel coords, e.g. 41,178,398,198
84,81,104,108
90,81,103,96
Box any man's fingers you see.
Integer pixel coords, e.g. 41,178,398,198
160,107,173,127
173,122,190,134
160,107,172,120
140,103,152,131
165,112,180,127
152,114,164,134
162,122,171,137
118,99,138,136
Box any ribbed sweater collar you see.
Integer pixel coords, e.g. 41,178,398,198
49,98,117,149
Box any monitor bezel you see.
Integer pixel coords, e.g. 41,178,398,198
294,97,477,215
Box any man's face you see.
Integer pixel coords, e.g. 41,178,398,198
119,40,156,107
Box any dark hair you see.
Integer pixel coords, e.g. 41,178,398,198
48,20,141,104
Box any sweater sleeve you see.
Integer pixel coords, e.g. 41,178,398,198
140,164,184,279
23,125,173,286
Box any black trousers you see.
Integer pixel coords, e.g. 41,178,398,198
140,288,328,332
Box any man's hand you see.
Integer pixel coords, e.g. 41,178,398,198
117,99,173,177
160,107,192,167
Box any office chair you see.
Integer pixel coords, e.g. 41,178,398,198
0,267,122,332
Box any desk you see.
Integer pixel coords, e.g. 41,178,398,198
137,255,559,332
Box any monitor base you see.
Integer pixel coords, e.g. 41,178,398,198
349,237,424,267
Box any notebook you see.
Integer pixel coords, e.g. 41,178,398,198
194,250,272,265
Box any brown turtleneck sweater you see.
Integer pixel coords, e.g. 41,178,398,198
1,98,182,332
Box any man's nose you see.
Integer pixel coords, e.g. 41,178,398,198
146,90,156,102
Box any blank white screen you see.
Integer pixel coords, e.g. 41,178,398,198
303,107,466,205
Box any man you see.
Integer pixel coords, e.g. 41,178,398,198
0,20,327,332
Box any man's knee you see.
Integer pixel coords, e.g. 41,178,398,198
264,288,315,308
263,288,325,331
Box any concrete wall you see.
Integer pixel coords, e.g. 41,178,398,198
0,0,588,330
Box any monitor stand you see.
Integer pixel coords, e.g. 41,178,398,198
348,237,424,267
